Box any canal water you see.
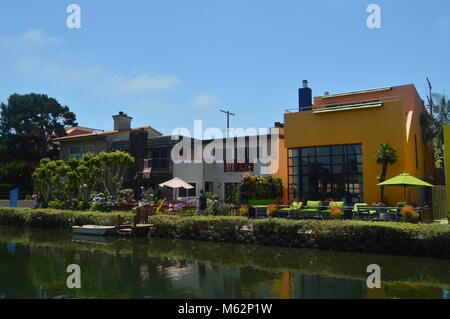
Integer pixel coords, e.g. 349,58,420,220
0,226,449,299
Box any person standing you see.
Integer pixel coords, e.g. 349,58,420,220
197,190,207,216
212,196,219,216
138,186,145,207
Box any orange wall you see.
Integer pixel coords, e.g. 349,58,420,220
284,85,434,205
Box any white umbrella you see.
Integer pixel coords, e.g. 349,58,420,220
159,177,194,189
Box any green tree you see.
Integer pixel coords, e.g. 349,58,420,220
430,93,450,168
32,158,67,203
0,93,77,161
77,153,101,202
98,151,134,202
0,93,77,191
375,143,398,202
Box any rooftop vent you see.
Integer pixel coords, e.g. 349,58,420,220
299,80,312,110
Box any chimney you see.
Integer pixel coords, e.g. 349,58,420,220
113,111,133,131
298,80,312,110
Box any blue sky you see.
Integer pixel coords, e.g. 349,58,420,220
0,0,449,135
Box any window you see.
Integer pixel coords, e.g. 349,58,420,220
288,144,363,203
70,145,94,159
83,146,94,154
179,182,196,197
148,148,171,170
69,147,81,159
205,181,214,194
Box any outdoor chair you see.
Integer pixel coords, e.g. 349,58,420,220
389,202,407,213
352,203,378,220
298,200,324,220
278,201,302,218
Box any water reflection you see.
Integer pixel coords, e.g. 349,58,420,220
0,226,449,299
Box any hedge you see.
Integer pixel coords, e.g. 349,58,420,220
0,207,134,229
148,216,450,259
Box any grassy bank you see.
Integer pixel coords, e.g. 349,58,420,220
0,207,134,229
148,215,450,259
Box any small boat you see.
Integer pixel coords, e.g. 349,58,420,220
72,225,116,236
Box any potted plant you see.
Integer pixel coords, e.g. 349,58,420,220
400,205,420,223
266,204,280,218
239,204,249,217
329,206,344,219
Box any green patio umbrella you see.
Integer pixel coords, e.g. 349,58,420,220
377,172,433,202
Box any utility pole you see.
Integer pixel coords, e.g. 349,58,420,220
426,77,434,118
220,109,235,138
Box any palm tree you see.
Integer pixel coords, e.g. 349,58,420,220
431,93,450,169
375,143,398,202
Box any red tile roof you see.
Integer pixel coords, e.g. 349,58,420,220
53,126,163,141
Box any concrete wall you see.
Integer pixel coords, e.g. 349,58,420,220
0,200,34,208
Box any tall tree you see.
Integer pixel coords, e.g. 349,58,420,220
430,93,450,168
0,93,77,162
375,143,398,202
0,93,77,190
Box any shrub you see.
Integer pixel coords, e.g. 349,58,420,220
0,207,134,229
400,205,420,223
146,216,450,259
217,204,231,216
73,201,91,211
267,204,279,217
239,205,249,217
143,189,157,203
329,206,344,220
89,201,115,212
47,200,65,210
118,188,135,203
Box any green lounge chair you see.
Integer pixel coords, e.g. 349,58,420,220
352,203,377,220
389,202,407,213
299,201,323,219
278,201,303,218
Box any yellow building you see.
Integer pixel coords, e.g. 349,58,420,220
284,82,435,205
443,125,450,211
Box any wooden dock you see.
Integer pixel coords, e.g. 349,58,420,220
115,207,154,237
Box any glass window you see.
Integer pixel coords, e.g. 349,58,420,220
288,144,363,203
302,147,315,157
205,181,214,194
317,146,330,157
179,182,196,197
69,147,81,159
83,146,94,154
